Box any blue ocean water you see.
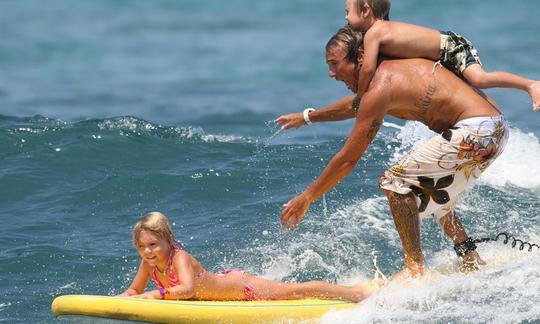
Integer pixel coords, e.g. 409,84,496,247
1,1,540,323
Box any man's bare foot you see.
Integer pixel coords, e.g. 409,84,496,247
352,279,385,302
388,267,424,283
459,250,486,273
528,81,540,111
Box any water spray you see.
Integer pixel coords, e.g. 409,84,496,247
371,249,388,281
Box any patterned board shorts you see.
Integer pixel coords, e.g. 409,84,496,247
380,115,509,220
439,30,482,76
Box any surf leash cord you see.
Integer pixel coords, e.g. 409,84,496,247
472,232,540,252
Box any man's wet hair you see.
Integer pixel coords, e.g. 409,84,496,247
326,26,364,63
356,0,391,20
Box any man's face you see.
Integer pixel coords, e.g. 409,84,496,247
326,45,359,93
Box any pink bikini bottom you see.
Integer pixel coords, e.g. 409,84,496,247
216,269,258,300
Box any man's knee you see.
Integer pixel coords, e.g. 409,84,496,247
434,209,454,226
385,190,417,208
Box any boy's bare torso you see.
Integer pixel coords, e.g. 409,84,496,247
368,21,441,62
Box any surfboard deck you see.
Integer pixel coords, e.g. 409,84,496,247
51,294,356,323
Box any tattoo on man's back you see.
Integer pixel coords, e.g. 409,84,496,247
413,83,437,120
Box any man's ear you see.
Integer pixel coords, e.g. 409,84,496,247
357,50,364,65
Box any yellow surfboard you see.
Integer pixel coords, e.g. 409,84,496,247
51,295,356,323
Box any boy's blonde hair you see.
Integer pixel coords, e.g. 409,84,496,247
132,211,176,248
355,0,391,20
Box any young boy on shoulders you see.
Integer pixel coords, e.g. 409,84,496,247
346,0,540,110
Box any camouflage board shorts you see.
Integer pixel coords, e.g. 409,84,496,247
380,115,509,220
439,30,482,76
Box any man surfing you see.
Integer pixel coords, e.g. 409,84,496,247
276,26,519,277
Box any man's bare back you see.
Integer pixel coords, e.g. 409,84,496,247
366,57,501,133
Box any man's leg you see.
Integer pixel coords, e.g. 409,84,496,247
385,190,424,276
437,211,485,271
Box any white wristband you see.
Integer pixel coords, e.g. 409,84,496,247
303,108,315,125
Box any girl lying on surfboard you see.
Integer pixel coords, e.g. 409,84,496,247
118,211,379,302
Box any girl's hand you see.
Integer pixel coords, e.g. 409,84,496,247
132,291,159,299
275,112,305,130
117,287,140,297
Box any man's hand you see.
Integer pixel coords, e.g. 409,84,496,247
275,112,305,130
280,194,311,229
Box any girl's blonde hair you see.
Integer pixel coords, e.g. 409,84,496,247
132,211,176,248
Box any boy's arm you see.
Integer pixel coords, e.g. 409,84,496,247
275,96,359,130
356,29,381,97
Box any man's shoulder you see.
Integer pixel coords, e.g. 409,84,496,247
370,59,401,85
376,58,433,75
369,58,434,95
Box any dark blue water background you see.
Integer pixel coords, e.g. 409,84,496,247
1,1,539,322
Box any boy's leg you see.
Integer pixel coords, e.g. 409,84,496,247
463,64,534,91
436,210,485,271
529,81,540,111
385,190,425,276
464,64,540,110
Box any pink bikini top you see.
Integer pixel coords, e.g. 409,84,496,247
150,246,204,289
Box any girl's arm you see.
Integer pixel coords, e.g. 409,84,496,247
356,27,382,98
118,261,151,297
133,251,198,300
164,252,197,300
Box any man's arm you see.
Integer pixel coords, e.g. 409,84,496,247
280,87,389,229
275,96,358,130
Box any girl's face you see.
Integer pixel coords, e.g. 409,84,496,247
136,230,171,268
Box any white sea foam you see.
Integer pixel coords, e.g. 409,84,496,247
313,123,540,322
58,282,77,290
97,117,246,143
322,243,540,323
323,197,400,248
278,122,540,322
234,196,400,284
481,130,540,188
